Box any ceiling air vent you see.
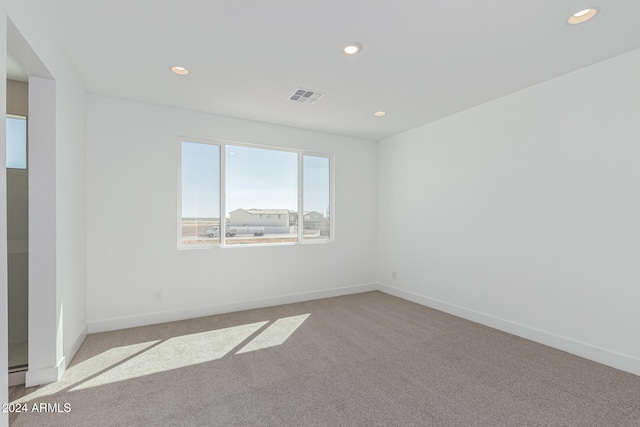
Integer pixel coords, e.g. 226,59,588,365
288,88,324,104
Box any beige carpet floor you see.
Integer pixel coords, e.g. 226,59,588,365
9,291,640,426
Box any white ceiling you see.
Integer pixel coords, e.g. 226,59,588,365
9,1,640,140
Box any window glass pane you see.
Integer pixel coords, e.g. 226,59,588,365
6,116,27,169
303,155,330,240
181,142,220,245
226,145,297,245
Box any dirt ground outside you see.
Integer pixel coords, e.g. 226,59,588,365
181,219,218,237
181,220,327,245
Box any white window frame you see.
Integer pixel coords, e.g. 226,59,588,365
178,136,334,249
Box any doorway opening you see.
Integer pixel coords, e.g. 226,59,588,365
6,70,29,378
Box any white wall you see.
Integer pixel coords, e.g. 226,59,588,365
86,94,378,332
50,41,87,371
4,3,87,386
378,48,640,375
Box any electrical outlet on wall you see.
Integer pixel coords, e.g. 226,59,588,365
154,291,162,301
392,272,397,280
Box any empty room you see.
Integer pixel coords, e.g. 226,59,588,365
2,1,640,426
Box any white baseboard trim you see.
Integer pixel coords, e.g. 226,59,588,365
25,356,65,387
88,283,379,334
9,371,26,387
378,283,640,377
14,329,85,388
64,325,88,368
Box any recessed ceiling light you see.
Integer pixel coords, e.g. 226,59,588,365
568,8,598,25
373,111,387,117
170,66,190,75
342,42,363,56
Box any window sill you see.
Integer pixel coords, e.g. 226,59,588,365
178,239,333,250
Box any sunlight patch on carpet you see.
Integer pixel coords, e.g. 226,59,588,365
70,321,268,391
14,314,311,400
236,314,310,354
14,340,161,403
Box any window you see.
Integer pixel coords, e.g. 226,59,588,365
180,142,221,245
302,155,331,239
6,115,27,169
179,139,333,248
226,145,297,245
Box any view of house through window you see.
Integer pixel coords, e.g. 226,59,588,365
225,145,298,245
180,139,332,247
